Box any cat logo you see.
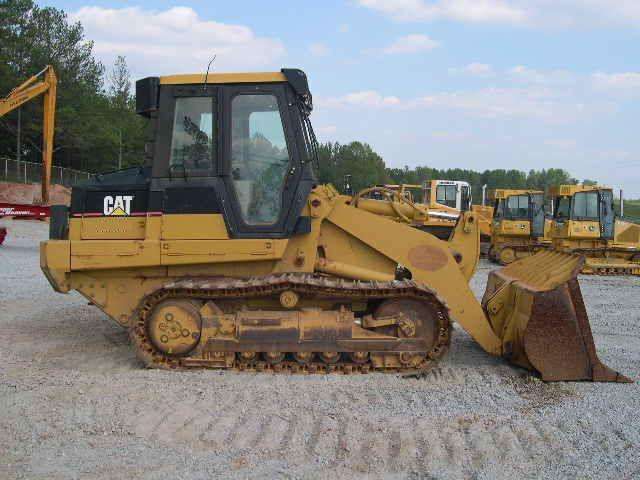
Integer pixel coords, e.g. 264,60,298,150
103,195,134,216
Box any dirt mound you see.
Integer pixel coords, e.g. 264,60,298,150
0,181,71,206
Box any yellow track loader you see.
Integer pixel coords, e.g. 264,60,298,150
550,185,640,275
40,69,628,382
489,189,551,265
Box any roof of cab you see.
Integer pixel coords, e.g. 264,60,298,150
548,184,610,197
491,189,543,199
159,72,287,85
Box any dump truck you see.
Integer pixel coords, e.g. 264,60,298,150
550,184,640,275
488,189,551,265
39,69,628,382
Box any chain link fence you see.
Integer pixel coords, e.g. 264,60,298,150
0,157,92,187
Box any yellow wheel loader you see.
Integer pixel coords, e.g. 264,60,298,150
362,181,493,243
550,185,640,275
40,69,628,382
488,189,552,265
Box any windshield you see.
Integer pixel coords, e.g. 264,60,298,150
436,185,457,208
572,191,599,220
506,195,529,219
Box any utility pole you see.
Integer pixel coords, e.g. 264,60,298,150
620,189,624,217
16,107,21,179
118,127,123,170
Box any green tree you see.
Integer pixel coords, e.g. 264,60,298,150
106,55,145,170
317,141,389,193
0,0,138,174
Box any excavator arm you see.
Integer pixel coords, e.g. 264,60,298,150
0,66,57,204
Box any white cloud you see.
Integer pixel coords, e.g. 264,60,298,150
319,90,402,109
320,85,605,123
450,62,494,77
71,6,285,77
592,72,640,91
357,0,527,25
410,87,586,121
316,125,338,136
544,139,578,149
338,24,350,33
509,66,576,85
382,34,439,54
431,131,471,141
309,43,330,57
357,0,640,28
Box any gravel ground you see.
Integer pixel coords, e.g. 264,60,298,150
1,219,639,480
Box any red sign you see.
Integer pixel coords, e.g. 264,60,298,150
0,202,50,219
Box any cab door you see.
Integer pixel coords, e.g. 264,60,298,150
219,84,311,238
599,189,614,240
529,193,545,238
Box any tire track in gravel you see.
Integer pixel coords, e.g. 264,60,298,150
119,387,639,476
57,361,637,477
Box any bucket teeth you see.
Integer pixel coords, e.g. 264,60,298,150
483,251,631,383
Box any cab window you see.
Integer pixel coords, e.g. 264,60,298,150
461,186,471,211
506,195,529,218
572,191,599,220
231,94,290,225
494,199,505,219
555,197,571,219
169,97,214,172
436,185,457,208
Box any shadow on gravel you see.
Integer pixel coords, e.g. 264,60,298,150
503,373,577,411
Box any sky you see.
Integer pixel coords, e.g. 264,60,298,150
43,0,640,197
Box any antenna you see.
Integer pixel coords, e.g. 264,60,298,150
203,55,216,90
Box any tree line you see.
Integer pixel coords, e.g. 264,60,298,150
1,0,589,200
316,141,584,202
0,0,144,173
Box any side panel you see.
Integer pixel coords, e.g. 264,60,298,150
70,240,161,270
160,239,288,265
161,214,229,240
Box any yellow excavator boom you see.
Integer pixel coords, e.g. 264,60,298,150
0,66,57,204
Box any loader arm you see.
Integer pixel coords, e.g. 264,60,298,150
318,198,502,355
0,66,57,204
313,189,628,381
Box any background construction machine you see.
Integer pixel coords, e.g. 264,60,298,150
550,184,640,275
488,189,551,265
0,65,57,204
0,66,57,245
353,183,458,240
422,180,493,244
362,181,493,243
39,69,628,382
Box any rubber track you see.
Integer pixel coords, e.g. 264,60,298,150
129,273,452,374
